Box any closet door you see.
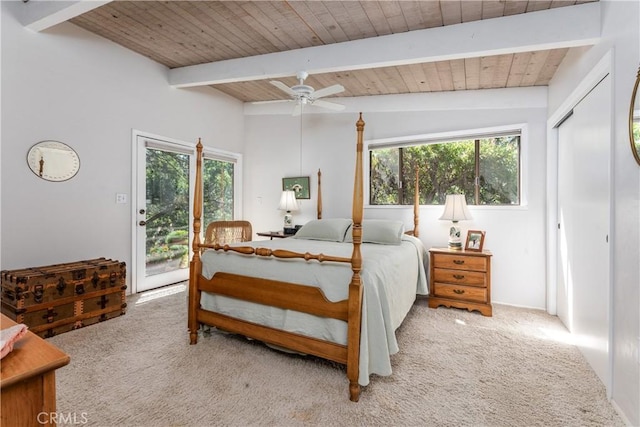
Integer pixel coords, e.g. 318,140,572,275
557,112,575,330
556,75,611,389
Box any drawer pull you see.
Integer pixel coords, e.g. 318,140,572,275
453,260,465,265
453,274,465,280
453,289,465,295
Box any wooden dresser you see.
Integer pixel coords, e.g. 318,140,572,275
1,314,70,426
428,248,493,316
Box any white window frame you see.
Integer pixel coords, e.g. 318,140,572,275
202,147,244,221
364,123,529,209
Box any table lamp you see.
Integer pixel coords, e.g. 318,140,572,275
278,190,299,233
439,194,472,250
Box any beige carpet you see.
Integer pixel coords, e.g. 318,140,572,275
48,284,624,427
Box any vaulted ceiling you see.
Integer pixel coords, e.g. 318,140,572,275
24,1,600,104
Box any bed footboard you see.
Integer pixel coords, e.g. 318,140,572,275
189,115,367,402
197,272,350,363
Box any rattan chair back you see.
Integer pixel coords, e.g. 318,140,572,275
204,220,253,245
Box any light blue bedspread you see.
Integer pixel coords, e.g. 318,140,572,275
200,235,428,386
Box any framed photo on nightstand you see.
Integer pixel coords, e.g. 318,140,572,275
465,230,485,252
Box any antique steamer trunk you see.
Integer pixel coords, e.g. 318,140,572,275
1,258,126,338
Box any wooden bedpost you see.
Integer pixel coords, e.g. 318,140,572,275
189,139,204,345
317,169,322,220
347,113,365,402
413,168,420,238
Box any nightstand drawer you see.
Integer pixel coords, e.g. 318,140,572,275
432,253,487,272
433,268,486,287
433,283,487,303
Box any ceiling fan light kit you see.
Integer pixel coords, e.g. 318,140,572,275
254,71,345,115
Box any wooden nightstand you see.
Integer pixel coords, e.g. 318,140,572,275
428,248,492,316
256,231,290,240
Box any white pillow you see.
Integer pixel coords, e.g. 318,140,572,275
344,219,405,245
292,218,353,242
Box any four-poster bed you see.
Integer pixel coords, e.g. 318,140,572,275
188,114,427,401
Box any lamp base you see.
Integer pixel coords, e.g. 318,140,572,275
283,211,293,228
448,242,463,250
448,223,463,250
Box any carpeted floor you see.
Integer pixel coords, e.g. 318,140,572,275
48,283,625,427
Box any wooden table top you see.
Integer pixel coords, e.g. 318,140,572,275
0,314,70,389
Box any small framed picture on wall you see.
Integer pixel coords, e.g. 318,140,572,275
465,230,486,252
282,176,310,199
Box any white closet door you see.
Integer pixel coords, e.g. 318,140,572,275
557,112,574,330
557,75,611,389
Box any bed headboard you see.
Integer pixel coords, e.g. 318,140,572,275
316,161,420,237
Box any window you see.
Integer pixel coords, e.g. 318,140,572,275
202,156,236,226
369,130,521,206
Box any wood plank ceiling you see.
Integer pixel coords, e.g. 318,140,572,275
69,1,594,103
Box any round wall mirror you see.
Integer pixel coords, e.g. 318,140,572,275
27,140,80,182
629,66,640,166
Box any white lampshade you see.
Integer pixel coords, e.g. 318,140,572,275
278,190,299,212
439,194,472,250
439,194,472,222
278,190,299,229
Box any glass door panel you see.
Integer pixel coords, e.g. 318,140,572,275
145,148,190,276
202,157,235,224
136,139,191,292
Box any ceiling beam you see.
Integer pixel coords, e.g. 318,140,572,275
244,86,548,116
20,0,112,32
169,1,600,88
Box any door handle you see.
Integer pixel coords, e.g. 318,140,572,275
139,220,146,226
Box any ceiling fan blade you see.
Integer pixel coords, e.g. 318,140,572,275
312,84,345,99
251,99,292,105
270,80,298,97
312,99,345,111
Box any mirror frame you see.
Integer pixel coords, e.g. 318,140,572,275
629,66,640,166
26,140,81,182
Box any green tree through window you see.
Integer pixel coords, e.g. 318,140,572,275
202,157,235,226
370,134,520,206
144,150,236,269
145,149,190,268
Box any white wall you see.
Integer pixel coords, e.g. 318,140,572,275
244,87,549,309
0,3,244,286
547,0,640,424
2,0,636,421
